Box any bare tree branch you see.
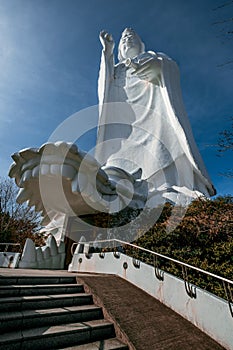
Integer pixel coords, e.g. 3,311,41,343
213,17,233,25
0,177,42,244
213,1,233,11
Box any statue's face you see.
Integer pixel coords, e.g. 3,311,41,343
119,29,142,59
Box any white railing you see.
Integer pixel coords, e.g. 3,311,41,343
71,238,233,317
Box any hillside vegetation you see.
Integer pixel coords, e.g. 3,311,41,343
132,196,233,297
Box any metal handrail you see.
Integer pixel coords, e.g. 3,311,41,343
71,238,233,316
72,238,233,286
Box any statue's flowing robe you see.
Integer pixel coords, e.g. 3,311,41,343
95,50,215,202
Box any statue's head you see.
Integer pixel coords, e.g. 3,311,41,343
118,28,145,61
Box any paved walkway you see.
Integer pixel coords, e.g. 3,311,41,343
0,269,226,349
78,274,225,350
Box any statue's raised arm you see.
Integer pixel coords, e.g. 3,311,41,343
99,30,115,56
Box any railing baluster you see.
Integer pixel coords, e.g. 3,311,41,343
153,255,164,281
99,251,105,259
182,266,196,299
223,281,233,317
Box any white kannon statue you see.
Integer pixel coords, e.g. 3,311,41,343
95,28,215,203
9,28,216,242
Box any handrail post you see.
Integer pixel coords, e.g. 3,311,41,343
223,281,233,317
182,266,196,299
153,255,164,281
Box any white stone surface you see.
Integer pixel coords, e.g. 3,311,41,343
0,252,21,268
18,236,66,269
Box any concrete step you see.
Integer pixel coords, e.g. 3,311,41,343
0,272,128,350
0,293,93,311
0,304,103,332
0,283,84,296
0,319,115,350
58,337,128,349
0,276,77,285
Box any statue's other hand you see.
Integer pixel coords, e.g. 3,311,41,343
99,30,115,55
132,57,162,85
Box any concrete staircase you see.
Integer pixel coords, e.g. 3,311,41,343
0,275,128,350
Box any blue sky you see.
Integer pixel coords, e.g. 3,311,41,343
0,0,232,196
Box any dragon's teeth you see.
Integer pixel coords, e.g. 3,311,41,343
50,164,60,175
71,174,80,193
17,188,30,203
28,198,36,207
19,169,32,185
40,164,50,175
61,164,76,180
32,165,40,177
41,214,50,226
35,201,43,212
23,169,32,181
78,172,88,192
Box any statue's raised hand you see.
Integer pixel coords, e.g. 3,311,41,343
99,30,114,55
